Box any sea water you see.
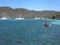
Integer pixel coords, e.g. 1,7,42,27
0,19,60,45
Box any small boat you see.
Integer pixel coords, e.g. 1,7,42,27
44,23,51,27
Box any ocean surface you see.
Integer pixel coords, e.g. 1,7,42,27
0,19,60,45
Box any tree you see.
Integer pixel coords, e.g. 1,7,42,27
51,15,56,19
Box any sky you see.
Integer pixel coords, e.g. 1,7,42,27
0,0,60,11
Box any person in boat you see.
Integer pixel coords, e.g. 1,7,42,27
44,22,51,27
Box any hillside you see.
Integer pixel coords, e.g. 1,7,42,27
0,7,60,19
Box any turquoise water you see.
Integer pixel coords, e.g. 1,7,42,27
49,20,60,25
0,19,60,45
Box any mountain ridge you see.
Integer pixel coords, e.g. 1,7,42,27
0,7,60,19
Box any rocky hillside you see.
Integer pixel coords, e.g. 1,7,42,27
0,7,60,19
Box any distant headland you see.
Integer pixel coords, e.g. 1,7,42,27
0,6,60,20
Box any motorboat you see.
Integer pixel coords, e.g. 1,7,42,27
44,23,51,27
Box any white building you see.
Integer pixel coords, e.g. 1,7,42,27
14,17,24,20
34,18,40,20
0,17,8,20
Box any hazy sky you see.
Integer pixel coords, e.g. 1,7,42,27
0,0,60,11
